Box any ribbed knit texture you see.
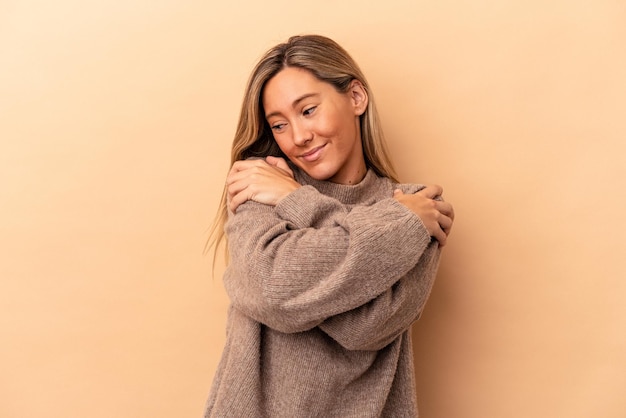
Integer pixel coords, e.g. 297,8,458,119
204,167,441,418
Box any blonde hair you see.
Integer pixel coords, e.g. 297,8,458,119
206,34,399,262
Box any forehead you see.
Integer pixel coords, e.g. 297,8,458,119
266,67,320,93
262,67,332,111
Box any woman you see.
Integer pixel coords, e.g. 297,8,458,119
205,34,454,418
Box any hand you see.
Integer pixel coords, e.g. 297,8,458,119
393,185,455,246
226,156,301,212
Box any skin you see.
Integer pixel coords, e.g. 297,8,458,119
226,67,454,245
264,67,368,185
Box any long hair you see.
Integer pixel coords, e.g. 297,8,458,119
206,34,399,262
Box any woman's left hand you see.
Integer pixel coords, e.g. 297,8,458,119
226,156,301,212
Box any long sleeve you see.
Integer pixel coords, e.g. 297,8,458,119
223,184,432,334
317,181,442,351
318,243,440,351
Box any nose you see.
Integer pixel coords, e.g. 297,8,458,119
291,120,312,146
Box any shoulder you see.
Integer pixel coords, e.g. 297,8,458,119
392,181,427,195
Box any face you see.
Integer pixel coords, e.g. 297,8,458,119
262,66,368,185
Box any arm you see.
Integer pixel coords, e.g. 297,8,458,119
223,185,432,334
318,243,440,351
317,182,448,351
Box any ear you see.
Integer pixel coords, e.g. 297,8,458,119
348,79,368,116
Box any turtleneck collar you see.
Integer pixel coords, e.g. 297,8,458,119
292,165,383,205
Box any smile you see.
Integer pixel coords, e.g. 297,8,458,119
300,144,326,162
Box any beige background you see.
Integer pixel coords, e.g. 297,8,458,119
1,0,625,417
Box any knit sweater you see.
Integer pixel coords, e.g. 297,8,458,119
204,167,441,418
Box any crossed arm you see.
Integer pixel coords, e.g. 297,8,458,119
227,157,454,246
223,157,454,350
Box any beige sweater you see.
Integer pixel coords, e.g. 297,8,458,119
204,168,441,418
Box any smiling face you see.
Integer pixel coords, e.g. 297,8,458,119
262,66,368,185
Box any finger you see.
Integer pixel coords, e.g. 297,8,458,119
228,161,253,182
278,161,294,177
229,159,268,176
432,226,447,247
264,155,279,166
393,188,404,196
229,159,254,174
226,169,254,188
435,200,454,219
227,165,265,198
418,184,443,199
266,156,294,177
438,214,454,234
265,155,283,167
226,162,269,186
226,178,249,200
229,189,250,213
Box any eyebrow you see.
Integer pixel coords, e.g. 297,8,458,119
265,93,319,119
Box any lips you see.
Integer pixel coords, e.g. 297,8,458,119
300,144,326,162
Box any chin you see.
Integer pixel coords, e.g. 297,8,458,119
301,164,337,181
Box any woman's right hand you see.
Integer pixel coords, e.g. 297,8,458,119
393,185,455,246
226,156,301,212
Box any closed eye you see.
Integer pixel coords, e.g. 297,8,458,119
271,123,286,132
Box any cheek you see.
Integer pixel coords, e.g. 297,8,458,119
323,113,355,145
273,135,295,156
315,113,343,138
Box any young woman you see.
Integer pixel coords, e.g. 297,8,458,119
204,34,454,418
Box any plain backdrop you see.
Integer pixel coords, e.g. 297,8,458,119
1,0,625,417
